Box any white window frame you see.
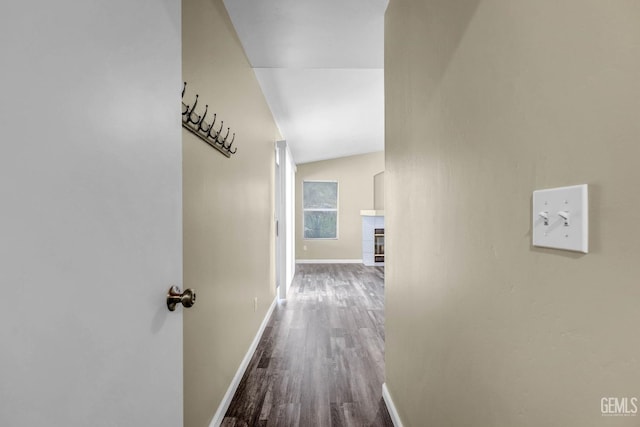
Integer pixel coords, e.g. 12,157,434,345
302,180,339,240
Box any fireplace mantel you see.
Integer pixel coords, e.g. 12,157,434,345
360,210,385,217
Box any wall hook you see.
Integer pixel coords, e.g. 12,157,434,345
205,113,217,137
213,121,224,144
218,127,230,146
224,133,236,152
188,95,202,125
197,104,211,133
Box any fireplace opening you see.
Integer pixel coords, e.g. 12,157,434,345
374,228,384,263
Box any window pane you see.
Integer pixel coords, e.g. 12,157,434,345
303,181,337,209
304,211,337,239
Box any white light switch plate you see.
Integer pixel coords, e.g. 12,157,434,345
532,184,588,253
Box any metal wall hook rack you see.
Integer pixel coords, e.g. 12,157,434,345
181,82,237,157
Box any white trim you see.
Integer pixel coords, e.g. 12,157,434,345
209,297,278,427
275,141,284,299
296,259,362,264
275,140,297,300
382,383,404,427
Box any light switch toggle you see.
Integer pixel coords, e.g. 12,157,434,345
558,211,570,226
538,211,549,226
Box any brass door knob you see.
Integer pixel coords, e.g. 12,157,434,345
167,286,196,311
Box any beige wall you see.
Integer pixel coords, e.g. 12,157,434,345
385,1,640,426
374,171,385,210
182,1,281,426
296,151,384,260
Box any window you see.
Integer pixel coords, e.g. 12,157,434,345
303,181,338,239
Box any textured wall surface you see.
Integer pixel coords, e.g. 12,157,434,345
182,1,281,425
374,171,385,210
385,0,640,426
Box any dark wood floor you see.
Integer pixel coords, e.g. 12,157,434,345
222,263,393,427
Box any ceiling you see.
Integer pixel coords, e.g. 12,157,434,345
223,0,388,164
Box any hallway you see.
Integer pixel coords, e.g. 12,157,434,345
222,264,392,427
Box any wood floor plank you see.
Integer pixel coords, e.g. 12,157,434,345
223,264,392,426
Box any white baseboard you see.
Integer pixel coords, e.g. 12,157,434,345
296,259,363,264
209,297,278,427
382,383,404,427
